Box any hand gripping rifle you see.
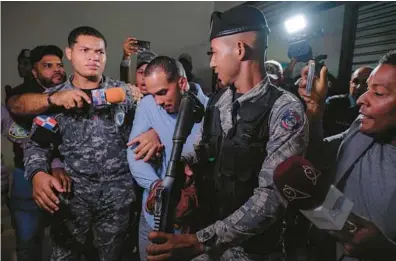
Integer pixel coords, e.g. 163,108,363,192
153,91,205,234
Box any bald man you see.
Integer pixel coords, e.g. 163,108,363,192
324,66,373,137
146,6,308,261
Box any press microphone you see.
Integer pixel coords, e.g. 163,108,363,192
91,87,126,106
274,156,357,234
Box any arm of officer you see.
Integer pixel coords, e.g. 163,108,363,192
7,88,91,116
5,83,48,115
24,118,64,213
7,93,51,115
49,148,72,193
127,97,161,190
195,94,309,251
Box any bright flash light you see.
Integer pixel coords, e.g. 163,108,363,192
284,15,307,34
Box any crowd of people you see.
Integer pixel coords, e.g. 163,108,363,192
1,4,395,261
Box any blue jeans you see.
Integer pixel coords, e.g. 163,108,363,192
10,168,45,261
138,212,182,261
139,212,152,261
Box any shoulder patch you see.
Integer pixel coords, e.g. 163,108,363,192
281,109,302,131
8,122,30,139
114,110,125,127
34,115,58,133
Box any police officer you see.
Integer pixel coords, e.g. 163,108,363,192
22,26,160,261
5,45,69,261
147,5,308,261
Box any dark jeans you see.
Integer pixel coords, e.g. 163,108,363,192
10,168,45,261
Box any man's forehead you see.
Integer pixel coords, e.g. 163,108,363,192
352,67,372,79
137,63,148,71
146,71,167,86
210,35,231,48
368,64,396,88
75,35,105,48
39,55,62,64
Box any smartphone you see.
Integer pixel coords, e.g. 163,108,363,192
305,60,315,96
305,55,327,96
134,40,150,53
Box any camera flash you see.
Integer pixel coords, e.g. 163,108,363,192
285,15,307,34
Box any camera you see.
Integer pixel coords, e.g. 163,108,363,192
285,14,324,63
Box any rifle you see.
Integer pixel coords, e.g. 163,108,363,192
153,91,205,235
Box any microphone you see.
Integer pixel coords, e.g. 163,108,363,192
91,87,126,107
274,156,356,233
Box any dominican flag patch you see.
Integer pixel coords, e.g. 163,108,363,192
34,115,58,132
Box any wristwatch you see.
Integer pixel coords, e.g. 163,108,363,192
47,93,55,108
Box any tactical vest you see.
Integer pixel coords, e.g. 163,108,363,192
197,85,284,255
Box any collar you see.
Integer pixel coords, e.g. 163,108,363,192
233,76,271,107
67,74,105,88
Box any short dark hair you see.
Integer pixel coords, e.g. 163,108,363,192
68,26,107,48
145,56,186,83
379,50,396,66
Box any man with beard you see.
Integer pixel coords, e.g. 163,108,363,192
128,56,208,261
7,45,67,116
5,45,70,261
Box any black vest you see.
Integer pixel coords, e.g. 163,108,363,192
197,85,284,255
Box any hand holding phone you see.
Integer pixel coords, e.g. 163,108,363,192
123,37,138,59
134,40,150,53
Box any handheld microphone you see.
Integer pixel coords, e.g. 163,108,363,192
274,156,356,233
91,87,126,107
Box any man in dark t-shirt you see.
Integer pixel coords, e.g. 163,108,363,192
5,45,69,261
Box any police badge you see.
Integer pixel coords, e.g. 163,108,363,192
114,110,125,127
9,122,30,139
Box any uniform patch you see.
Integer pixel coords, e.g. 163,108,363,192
281,109,302,131
8,122,30,139
34,115,58,132
114,111,125,127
